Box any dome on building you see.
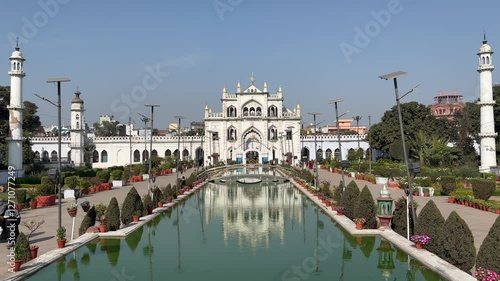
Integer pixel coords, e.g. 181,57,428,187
479,34,493,53
72,90,84,104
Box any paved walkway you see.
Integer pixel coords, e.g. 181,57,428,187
316,168,499,252
0,169,192,279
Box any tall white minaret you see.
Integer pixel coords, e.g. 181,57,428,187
70,89,85,166
478,34,497,172
7,43,25,171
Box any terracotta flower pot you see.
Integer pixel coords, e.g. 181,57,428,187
98,224,107,233
29,201,37,209
82,205,90,212
157,202,164,208
415,242,424,249
67,209,77,217
147,208,153,215
356,223,363,230
15,204,23,212
133,215,140,222
337,210,344,216
57,239,66,248
167,197,173,203
13,260,22,272
448,197,455,203
30,245,39,259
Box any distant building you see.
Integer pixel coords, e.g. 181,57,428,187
429,91,465,120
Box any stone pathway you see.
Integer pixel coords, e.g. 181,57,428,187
0,169,191,279
316,168,499,252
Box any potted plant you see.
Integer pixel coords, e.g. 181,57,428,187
133,210,142,222
142,194,153,215
98,215,108,233
410,234,431,249
111,170,125,187
21,218,45,259
353,218,366,230
475,267,500,281
56,227,67,248
13,241,25,272
67,202,78,217
80,201,90,212
95,203,107,223
336,206,345,216
78,178,90,196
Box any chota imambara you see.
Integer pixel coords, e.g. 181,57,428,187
7,56,368,169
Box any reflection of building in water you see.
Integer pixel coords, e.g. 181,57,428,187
204,182,303,249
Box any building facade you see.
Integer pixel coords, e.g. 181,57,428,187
429,91,465,120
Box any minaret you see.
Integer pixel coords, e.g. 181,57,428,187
477,34,497,172
70,89,85,166
7,43,26,172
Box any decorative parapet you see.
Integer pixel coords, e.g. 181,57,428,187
300,134,367,140
29,137,72,142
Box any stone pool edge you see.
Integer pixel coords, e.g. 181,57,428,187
288,177,475,281
3,182,207,281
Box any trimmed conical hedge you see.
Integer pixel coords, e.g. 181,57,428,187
333,182,344,203
437,211,476,272
414,200,444,255
353,185,377,229
339,180,360,219
78,206,97,236
106,197,121,231
152,187,163,206
391,203,415,238
476,216,500,273
121,187,142,225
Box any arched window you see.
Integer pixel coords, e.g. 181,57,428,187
67,151,71,162
243,107,249,116
316,149,323,161
42,151,49,162
250,107,255,116
165,149,171,157
482,57,486,64
334,148,340,161
101,150,108,163
134,150,140,162
76,122,79,129
34,151,40,162
486,56,490,64
174,149,179,158
183,149,189,161
227,106,237,117
325,149,332,160
268,105,278,117
92,151,99,163
76,114,79,120
151,149,158,158
227,127,236,141
268,127,277,140
143,150,149,162
256,107,262,116
51,150,58,162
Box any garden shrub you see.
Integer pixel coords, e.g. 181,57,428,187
15,232,31,262
121,187,143,225
300,168,313,183
333,183,343,203
110,170,122,181
15,189,27,204
414,200,445,255
106,197,121,231
339,180,360,219
142,194,152,215
440,176,456,196
353,185,377,229
78,206,97,235
437,211,475,272
476,216,500,273
64,176,79,189
96,170,110,183
471,178,496,201
152,187,163,206
15,175,41,185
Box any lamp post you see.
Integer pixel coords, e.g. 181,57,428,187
353,116,362,150
145,104,159,197
46,77,71,230
308,112,320,191
328,99,345,190
287,126,295,166
379,71,419,238
138,113,150,164
174,116,185,192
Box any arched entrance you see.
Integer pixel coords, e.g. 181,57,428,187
301,147,310,164
246,151,259,164
195,147,204,167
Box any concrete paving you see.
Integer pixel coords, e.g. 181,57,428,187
0,169,191,279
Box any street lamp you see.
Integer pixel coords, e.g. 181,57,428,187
174,115,185,192
353,116,362,150
145,104,159,197
45,77,71,230
138,113,150,165
308,112,320,191
379,71,419,238
328,98,345,190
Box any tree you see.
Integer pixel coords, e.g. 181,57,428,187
106,197,121,231
79,207,97,236
476,216,500,273
339,180,360,219
93,120,120,137
368,101,453,154
414,200,444,254
121,187,142,225
353,185,377,229
437,211,475,272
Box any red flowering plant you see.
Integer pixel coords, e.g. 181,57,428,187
353,218,366,225
475,267,500,281
410,234,431,245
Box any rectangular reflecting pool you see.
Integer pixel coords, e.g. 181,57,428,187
26,182,445,281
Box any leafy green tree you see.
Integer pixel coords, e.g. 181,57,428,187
106,197,121,231
15,232,32,262
437,211,476,272
414,200,444,254
339,180,360,219
353,185,377,229
93,120,121,137
121,187,142,225
368,101,453,155
476,216,500,273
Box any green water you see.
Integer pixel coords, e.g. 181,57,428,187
26,182,444,281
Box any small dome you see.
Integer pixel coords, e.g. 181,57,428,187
479,43,492,53
379,184,391,198
72,91,84,104
10,48,25,60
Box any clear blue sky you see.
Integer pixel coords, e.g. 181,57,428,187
1,0,499,130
